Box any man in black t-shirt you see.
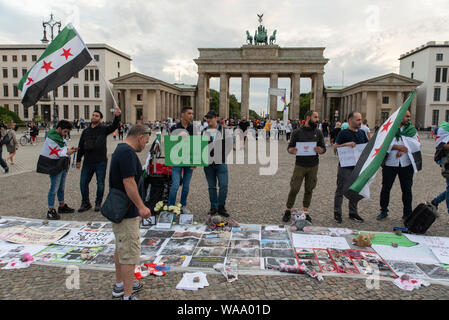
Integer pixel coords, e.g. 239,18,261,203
333,112,368,223
109,125,151,300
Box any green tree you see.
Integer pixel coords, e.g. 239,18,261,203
299,93,311,120
229,94,241,119
0,106,24,126
209,89,241,119
209,89,219,115
249,109,260,120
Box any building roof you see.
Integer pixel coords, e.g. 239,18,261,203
399,41,449,60
0,43,131,61
110,72,197,92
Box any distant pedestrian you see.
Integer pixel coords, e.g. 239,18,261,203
360,119,371,140
0,124,9,173
5,122,18,165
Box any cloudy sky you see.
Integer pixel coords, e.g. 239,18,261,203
1,0,448,114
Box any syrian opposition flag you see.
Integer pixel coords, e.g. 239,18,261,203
344,89,418,201
37,128,70,176
18,24,92,107
435,122,449,147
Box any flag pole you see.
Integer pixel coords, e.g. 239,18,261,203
93,59,119,108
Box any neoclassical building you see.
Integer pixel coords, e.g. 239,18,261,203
325,73,422,127
111,73,196,123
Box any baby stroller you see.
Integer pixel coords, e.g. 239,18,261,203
143,135,172,220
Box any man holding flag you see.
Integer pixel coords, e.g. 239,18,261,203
377,110,422,221
430,121,449,213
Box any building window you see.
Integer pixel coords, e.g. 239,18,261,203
74,72,78,79
2,68,7,78
32,55,37,62
12,55,17,62
53,88,58,98
4,104,9,110
84,85,89,98
84,105,90,119
13,85,18,97
94,85,100,98
118,61,120,68
412,61,414,68
94,55,99,62
73,85,79,98
433,110,440,125
63,105,69,119
12,68,18,78
74,105,79,119
437,53,444,61
63,86,68,98
14,104,18,114
94,105,100,111
33,105,38,117
382,96,389,104
85,69,89,81
23,105,29,118
446,110,449,123
22,68,27,77
434,87,441,101
443,68,448,83
90,69,94,81
95,69,99,81
21,55,27,62
436,68,442,83
118,72,120,78
137,94,142,101
54,105,59,119
2,55,7,62
411,73,414,79
3,85,8,97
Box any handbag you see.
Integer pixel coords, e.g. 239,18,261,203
101,188,131,223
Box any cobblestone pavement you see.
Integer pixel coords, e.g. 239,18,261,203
1,131,449,300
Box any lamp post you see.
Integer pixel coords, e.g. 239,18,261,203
41,13,62,127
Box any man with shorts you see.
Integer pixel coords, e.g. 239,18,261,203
109,125,151,300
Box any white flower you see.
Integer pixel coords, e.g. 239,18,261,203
176,203,182,208
163,205,168,211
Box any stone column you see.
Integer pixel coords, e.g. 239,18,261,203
161,91,166,120
155,89,161,121
142,89,149,123
269,73,278,119
220,73,230,119
361,91,368,118
326,96,331,121
376,91,382,126
396,91,404,108
125,89,131,123
291,73,301,120
314,73,324,116
354,93,359,111
197,73,206,121
113,90,120,108
241,73,250,118
205,74,211,117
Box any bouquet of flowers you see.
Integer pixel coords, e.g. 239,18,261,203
154,201,182,214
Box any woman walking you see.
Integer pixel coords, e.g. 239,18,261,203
5,122,19,165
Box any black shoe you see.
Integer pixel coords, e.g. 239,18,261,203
58,204,75,214
218,206,230,217
47,209,60,220
431,200,439,210
112,283,144,298
282,210,291,223
334,213,342,224
376,211,388,221
78,202,92,213
208,208,218,216
4,167,8,174
94,202,102,212
305,214,312,223
349,214,364,223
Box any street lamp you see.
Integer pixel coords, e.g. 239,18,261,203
41,13,62,127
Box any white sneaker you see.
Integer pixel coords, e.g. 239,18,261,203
181,206,192,214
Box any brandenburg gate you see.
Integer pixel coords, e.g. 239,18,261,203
194,15,329,120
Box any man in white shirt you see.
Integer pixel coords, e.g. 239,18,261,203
377,110,422,221
360,119,371,139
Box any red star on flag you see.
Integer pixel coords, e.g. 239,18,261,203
381,119,393,133
26,77,34,86
61,48,73,60
435,136,440,141
41,61,54,73
48,146,61,157
372,147,381,157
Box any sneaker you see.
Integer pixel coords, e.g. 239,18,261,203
334,212,342,224
46,208,60,220
376,211,388,221
282,210,291,223
94,202,102,212
112,283,144,298
305,214,312,223
181,206,192,214
208,208,218,216
78,202,92,213
58,204,75,214
4,167,8,174
122,293,139,300
218,206,230,217
349,214,364,223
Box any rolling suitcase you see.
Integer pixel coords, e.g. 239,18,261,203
404,203,437,234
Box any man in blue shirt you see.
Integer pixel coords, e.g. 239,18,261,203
333,112,368,223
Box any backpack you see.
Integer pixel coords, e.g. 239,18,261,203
0,130,11,146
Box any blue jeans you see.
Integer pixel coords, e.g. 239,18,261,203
168,167,193,206
48,169,67,208
204,164,228,209
433,178,449,213
80,161,107,204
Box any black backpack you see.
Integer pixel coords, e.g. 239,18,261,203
0,130,11,146
404,203,437,234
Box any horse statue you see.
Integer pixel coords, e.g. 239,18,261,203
269,30,277,45
246,30,253,45
254,24,268,45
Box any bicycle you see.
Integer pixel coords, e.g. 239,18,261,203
19,130,33,146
